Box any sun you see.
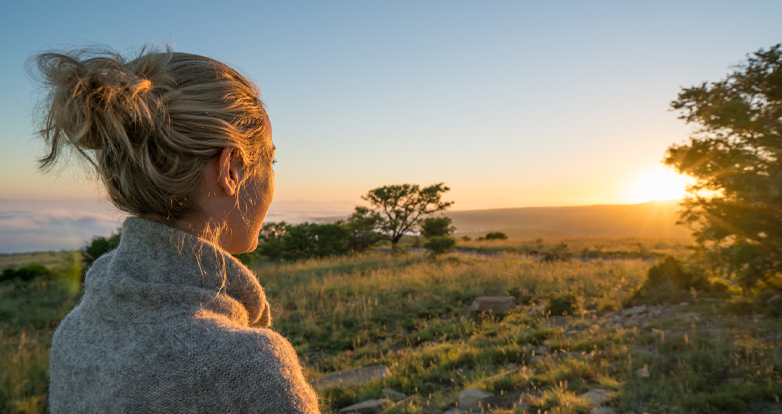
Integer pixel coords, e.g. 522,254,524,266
623,168,693,203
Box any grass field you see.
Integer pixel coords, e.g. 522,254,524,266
1,238,781,413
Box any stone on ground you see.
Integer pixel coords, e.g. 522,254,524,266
580,388,610,406
442,408,466,414
458,387,494,412
623,305,647,317
592,407,617,414
312,365,390,390
338,399,389,414
544,315,570,327
635,364,650,378
382,388,407,402
470,296,516,314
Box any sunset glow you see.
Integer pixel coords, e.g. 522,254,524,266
623,168,693,203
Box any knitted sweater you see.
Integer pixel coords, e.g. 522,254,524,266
49,217,319,413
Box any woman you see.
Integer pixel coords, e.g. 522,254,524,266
31,47,320,413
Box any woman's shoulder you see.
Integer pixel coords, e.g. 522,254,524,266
189,323,320,412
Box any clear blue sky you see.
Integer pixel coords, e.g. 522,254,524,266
0,1,780,251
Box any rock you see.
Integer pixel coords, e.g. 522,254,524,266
442,408,466,414
514,402,531,412
622,319,637,328
678,302,690,307
471,296,516,314
312,365,390,390
623,305,647,317
589,324,600,333
635,364,650,378
530,356,545,363
458,387,494,412
338,399,389,414
545,316,570,327
580,388,610,406
592,408,617,414
382,388,407,402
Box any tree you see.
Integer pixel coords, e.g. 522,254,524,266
420,217,455,239
665,44,782,289
361,183,454,249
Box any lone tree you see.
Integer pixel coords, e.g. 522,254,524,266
362,183,453,249
666,44,782,289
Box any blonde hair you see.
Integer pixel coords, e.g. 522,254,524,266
30,46,272,224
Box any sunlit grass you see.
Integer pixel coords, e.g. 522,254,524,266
2,239,781,413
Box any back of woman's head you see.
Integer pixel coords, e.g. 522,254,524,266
30,46,272,222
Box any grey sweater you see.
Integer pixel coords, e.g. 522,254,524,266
49,217,319,413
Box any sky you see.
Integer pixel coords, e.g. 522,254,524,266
1,1,781,252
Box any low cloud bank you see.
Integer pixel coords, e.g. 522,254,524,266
0,199,127,253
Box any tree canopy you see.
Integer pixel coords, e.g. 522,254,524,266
665,44,782,288
361,183,454,248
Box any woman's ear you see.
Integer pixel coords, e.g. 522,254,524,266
216,147,243,197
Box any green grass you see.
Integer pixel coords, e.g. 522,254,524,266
2,240,781,414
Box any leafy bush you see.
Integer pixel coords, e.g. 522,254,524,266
420,217,455,238
0,264,53,283
346,207,383,252
256,221,372,262
633,256,711,304
485,231,507,240
423,236,456,257
256,222,290,261
542,243,571,263
644,256,709,291
546,292,581,316
83,232,121,270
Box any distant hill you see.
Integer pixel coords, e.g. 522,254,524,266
445,200,690,238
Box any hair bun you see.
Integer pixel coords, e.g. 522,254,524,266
32,50,164,152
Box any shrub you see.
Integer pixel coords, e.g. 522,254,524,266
542,243,571,262
281,223,351,261
83,232,121,270
632,256,712,304
424,236,456,257
546,292,581,316
420,217,455,238
485,231,507,240
0,264,53,283
644,256,709,291
256,222,290,261
346,207,383,252
256,222,355,262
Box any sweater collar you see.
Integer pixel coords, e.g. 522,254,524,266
110,216,270,327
